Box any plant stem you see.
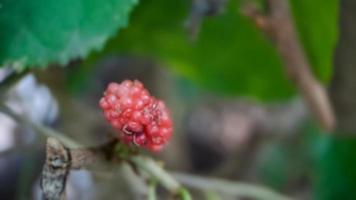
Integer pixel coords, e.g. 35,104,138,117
129,156,192,200
172,172,292,200
177,187,192,200
0,104,81,148
2,103,289,200
242,0,335,131
130,156,180,191
204,191,222,200
147,179,157,200
1,103,192,199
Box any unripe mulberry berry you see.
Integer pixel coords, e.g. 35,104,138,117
99,80,173,152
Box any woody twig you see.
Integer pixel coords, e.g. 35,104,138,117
1,102,290,200
242,0,336,131
40,137,191,200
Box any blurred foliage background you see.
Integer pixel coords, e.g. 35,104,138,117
0,0,354,199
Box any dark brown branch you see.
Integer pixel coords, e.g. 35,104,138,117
242,0,336,131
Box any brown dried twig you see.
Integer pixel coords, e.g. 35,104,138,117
40,137,192,200
242,0,336,131
40,138,117,200
40,136,291,200
41,138,70,200
0,104,190,199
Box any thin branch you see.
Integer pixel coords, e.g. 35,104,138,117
0,103,191,199
41,137,192,200
173,172,292,200
204,191,222,200
0,104,81,148
2,104,289,200
0,69,28,100
242,0,336,131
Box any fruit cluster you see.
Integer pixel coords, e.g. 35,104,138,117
99,80,173,151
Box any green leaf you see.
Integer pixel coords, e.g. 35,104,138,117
102,0,293,100
85,0,338,100
0,0,138,69
291,0,339,82
314,135,356,200
302,123,356,200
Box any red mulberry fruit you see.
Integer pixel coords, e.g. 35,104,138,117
99,80,173,152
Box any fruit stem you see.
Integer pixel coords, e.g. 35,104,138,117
129,156,192,199
147,179,157,200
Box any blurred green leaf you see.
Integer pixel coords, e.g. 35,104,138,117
291,0,339,82
258,144,290,190
303,123,356,200
93,0,338,100
314,135,356,200
0,0,137,69
104,0,291,100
